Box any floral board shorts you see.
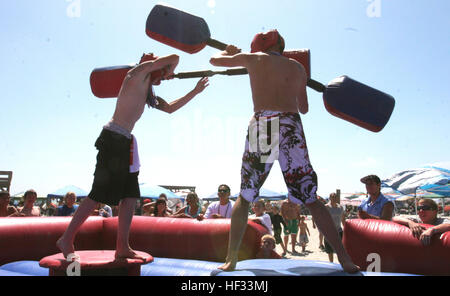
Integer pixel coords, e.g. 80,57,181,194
240,111,318,205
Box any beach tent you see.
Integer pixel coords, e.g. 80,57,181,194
46,185,89,199
202,192,221,202
231,188,288,201
139,183,184,202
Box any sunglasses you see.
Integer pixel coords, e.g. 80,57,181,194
218,189,230,193
417,205,435,211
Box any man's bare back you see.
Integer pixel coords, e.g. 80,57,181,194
247,53,307,113
210,47,308,115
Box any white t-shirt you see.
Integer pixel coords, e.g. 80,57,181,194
204,201,234,219
249,213,272,235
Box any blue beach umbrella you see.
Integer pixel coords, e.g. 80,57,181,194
382,166,450,197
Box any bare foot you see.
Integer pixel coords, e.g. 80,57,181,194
339,259,360,274
217,260,237,271
115,248,145,261
56,237,75,259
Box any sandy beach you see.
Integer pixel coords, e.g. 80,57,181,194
274,216,333,262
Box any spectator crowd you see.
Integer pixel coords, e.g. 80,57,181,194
1,175,449,261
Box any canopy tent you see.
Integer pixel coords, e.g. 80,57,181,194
231,188,288,201
203,188,288,202
139,183,184,202
46,185,89,199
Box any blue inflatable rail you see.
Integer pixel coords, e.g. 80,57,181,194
0,258,417,276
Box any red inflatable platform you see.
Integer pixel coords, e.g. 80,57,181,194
39,250,153,276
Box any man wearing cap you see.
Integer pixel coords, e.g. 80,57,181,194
358,175,394,221
210,30,359,273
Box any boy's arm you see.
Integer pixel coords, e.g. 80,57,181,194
126,54,179,83
155,77,209,114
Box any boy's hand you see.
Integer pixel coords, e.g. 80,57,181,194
193,77,209,94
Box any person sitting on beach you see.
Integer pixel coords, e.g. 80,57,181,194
150,198,171,217
392,198,450,246
202,184,234,219
255,234,282,259
56,192,79,216
298,216,310,253
0,191,18,217
15,189,41,217
172,192,202,220
249,200,273,234
268,204,287,256
358,174,394,221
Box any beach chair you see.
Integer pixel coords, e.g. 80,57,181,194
0,171,13,192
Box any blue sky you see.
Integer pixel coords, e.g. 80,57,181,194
1,0,449,199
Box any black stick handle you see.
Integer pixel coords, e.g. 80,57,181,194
173,70,214,79
224,68,248,75
307,78,326,93
171,68,327,94
206,38,228,51
171,68,248,79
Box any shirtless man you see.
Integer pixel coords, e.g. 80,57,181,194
0,191,18,217
281,198,300,254
57,53,209,260
210,29,359,273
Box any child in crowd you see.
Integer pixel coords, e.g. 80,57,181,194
249,200,273,234
269,204,287,256
298,216,310,252
255,234,282,259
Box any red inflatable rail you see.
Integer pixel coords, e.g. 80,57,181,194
343,219,450,275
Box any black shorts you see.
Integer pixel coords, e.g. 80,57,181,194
88,129,140,206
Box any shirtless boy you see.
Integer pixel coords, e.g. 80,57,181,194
298,216,310,253
210,29,359,273
281,198,300,255
57,54,209,260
